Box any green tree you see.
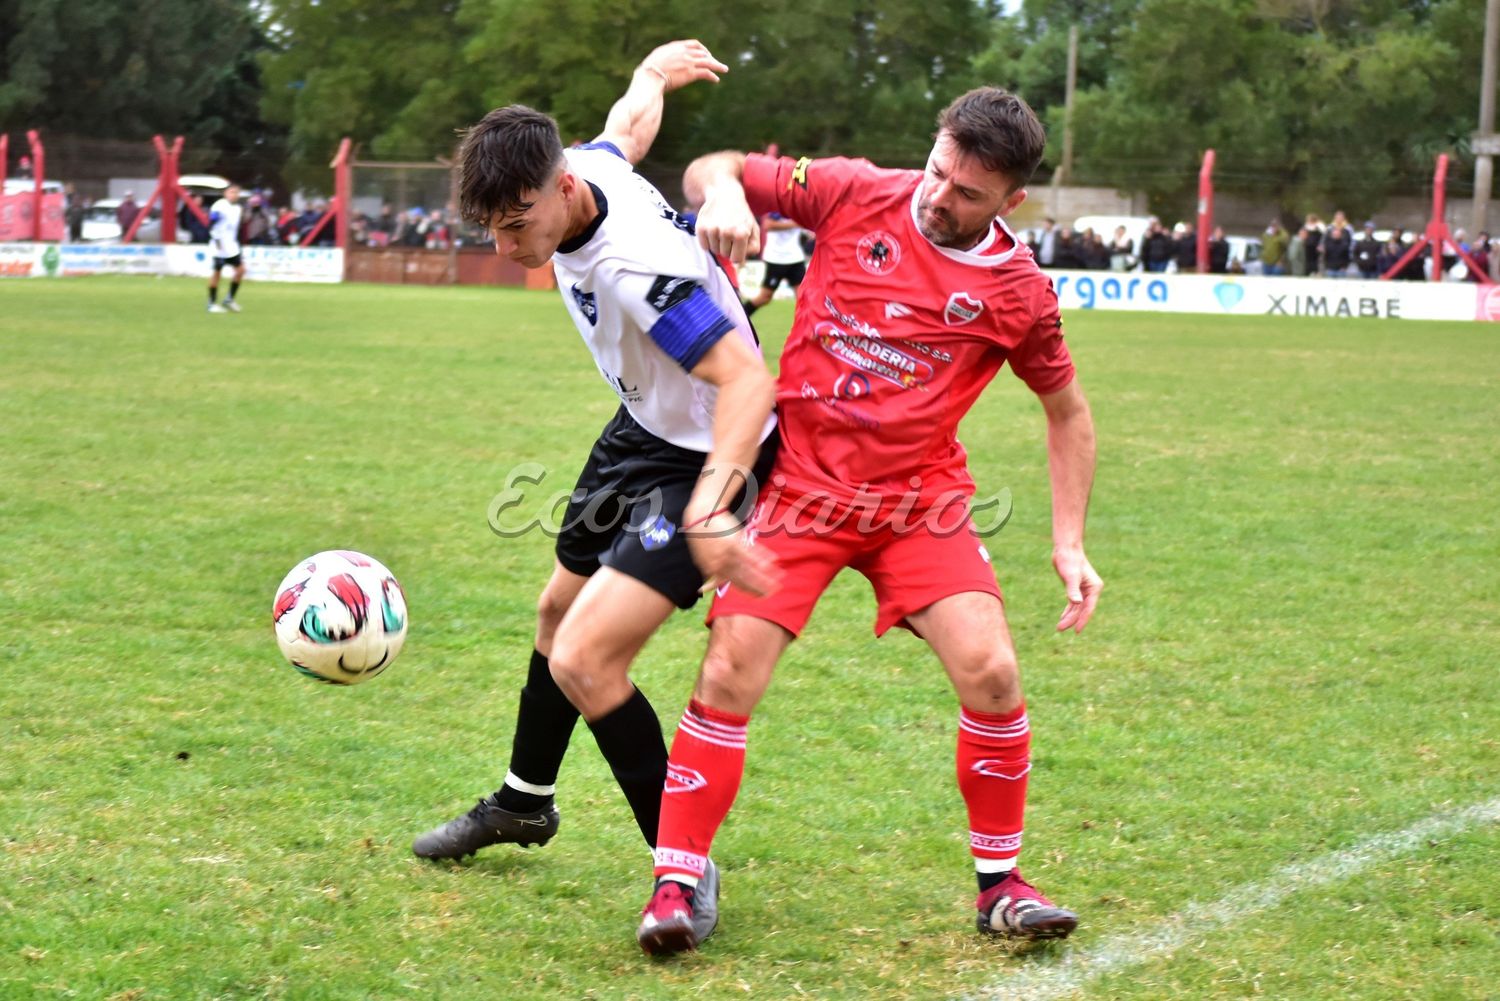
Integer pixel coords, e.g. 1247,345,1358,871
257,0,482,187
0,0,256,138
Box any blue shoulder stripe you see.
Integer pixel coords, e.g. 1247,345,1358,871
648,286,734,371
577,141,626,161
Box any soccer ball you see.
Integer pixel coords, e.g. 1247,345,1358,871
272,550,408,685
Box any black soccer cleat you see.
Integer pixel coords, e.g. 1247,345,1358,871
411,794,559,860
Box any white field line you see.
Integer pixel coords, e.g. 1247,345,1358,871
974,797,1500,1001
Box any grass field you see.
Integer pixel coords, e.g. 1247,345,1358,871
2,276,1497,1000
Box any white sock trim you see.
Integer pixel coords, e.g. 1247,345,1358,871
503,771,556,797
975,857,1019,875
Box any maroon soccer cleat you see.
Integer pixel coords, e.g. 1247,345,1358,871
637,879,700,956
976,870,1078,940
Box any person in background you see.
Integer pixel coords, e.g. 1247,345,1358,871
1107,224,1135,272
179,193,211,244
1142,217,1173,273
1353,221,1381,280
1301,213,1323,275
205,184,246,313
1261,219,1288,276
116,192,141,235
1288,226,1309,277
1467,232,1490,283
742,212,806,317
64,184,85,242
1320,219,1352,278
1173,221,1197,273
1207,226,1229,274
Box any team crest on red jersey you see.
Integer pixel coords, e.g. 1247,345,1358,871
856,231,902,276
944,291,985,326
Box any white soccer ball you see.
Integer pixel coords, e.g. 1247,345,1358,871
272,550,408,685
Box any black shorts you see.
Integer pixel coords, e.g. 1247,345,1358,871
760,261,806,292
212,254,244,270
555,405,780,609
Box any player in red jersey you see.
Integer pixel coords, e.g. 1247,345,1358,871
635,88,1102,955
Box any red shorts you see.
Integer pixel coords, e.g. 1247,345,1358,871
708,487,1003,637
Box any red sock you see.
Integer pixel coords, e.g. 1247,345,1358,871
652,699,749,882
957,703,1030,872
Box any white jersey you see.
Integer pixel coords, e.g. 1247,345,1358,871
209,198,243,257
553,144,776,454
761,214,806,265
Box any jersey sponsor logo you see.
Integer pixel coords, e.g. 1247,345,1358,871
814,321,932,390
834,372,871,399
944,291,985,326
601,367,643,403
884,301,915,319
823,295,881,338
856,230,902,276
571,284,598,326
640,514,676,551
659,205,695,234
790,156,811,189
647,275,698,313
665,763,707,794
798,380,881,430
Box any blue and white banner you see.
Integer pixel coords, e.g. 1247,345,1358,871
1047,270,1492,323
0,242,343,283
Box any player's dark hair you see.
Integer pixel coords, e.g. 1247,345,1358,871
936,88,1047,192
457,105,565,226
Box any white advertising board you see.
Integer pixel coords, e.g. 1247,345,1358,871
0,242,342,283
1046,270,1495,323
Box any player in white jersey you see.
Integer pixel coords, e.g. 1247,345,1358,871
410,40,778,946
742,212,807,317
205,184,246,313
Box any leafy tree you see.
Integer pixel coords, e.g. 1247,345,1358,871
0,0,254,137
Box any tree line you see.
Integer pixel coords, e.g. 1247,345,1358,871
0,0,1487,219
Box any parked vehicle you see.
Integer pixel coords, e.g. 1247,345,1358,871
81,199,162,243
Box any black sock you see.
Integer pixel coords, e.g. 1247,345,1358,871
978,870,1010,893
208,286,218,303
587,686,668,848
229,280,240,299
494,649,579,814
742,299,759,317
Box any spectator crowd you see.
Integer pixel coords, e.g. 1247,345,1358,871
1023,211,1497,282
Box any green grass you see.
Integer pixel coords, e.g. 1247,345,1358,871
2,276,1497,1000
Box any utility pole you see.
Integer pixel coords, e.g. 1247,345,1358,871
1473,0,1499,237
1061,22,1079,186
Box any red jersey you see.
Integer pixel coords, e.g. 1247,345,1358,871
743,153,1074,505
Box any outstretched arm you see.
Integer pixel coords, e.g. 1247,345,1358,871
595,40,727,165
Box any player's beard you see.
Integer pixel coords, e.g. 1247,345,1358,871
917,199,991,250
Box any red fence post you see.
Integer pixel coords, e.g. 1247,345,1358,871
1196,149,1215,275
27,130,45,241
332,138,351,250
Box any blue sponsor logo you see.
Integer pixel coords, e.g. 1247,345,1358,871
571,284,598,326
640,515,675,551
1053,274,1169,310
1214,282,1245,309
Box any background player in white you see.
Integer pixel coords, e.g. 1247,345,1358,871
206,184,245,313
742,212,806,317
409,41,778,945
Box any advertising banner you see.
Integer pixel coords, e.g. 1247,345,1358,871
164,245,344,283
0,242,56,278
0,193,65,241
1046,270,1494,323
